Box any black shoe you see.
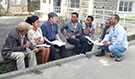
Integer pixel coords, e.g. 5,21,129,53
95,53,105,57
95,49,105,57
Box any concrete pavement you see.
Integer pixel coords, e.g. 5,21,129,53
1,40,135,79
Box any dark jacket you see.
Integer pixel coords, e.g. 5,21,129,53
100,26,110,40
1,28,30,59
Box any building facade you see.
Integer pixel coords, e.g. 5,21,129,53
0,0,40,15
0,0,134,17
0,0,28,15
39,0,135,18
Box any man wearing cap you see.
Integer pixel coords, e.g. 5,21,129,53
41,12,66,60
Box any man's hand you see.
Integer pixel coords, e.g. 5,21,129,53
23,41,31,48
34,37,42,43
33,48,39,53
102,41,111,46
71,35,76,39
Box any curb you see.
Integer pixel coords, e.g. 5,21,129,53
0,54,88,79
128,33,135,41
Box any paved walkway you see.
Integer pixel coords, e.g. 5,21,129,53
3,40,135,79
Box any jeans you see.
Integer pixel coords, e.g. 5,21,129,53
109,44,127,56
102,44,127,56
67,38,81,54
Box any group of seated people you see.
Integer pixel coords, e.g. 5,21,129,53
1,12,128,70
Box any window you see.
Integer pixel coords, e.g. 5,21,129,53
129,2,133,11
119,1,123,11
70,0,80,8
9,0,23,6
124,2,128,11
49,0,51,4
119,1,133,12
43,0,46,3
55,0,61,6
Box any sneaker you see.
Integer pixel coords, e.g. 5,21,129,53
114,56,124,62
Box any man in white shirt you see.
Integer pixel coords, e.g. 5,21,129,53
101,14,128,62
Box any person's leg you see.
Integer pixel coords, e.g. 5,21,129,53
38,48,45,64
10,52,25,70
59,46,66,58
79,36,93,54
109,45,127,62
49,46,57,61
95,46,106,57
26,50,37,67
109,45,126,57
67,38,81,54
41,48,50,63
38,48,47,63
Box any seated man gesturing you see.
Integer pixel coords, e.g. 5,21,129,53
1,22,37,70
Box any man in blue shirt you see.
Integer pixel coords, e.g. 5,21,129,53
102,14,128,62
41,12,66,60
64,12,83,54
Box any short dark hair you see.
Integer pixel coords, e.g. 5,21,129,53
48,12,58,19
113,14,120,22
25,15,39,25
71,12,79,18
87,16,94,21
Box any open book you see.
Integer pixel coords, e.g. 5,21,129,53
51,40,66,47
85,36,104,46
36,44,51,48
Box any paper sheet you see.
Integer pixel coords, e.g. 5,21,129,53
52,40,66,47
85,36,104,46
36,44,51,48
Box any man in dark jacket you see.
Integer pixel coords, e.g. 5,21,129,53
95,18,112,57
1,22,37,70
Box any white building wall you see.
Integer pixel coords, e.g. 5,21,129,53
61,0,80,17
40,0,53,13
132,2,135,11
88,0,94,15
60,0,68,16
